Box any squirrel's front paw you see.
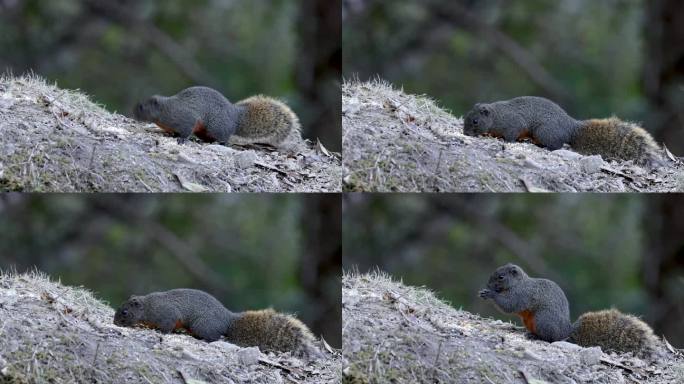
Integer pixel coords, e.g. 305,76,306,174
478,289,494,299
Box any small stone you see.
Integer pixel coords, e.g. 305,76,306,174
630,357,648,368
523,349,543,361
523,158,543,169
237,346,262,366
234,151,257,169
552,149,582,160
342,98,362,115
98,125,129,138
343,294,360,307
0,98,14,110
579,155,605,174
212,340,240,353
630,166,647,176
209,144,236,154
552,341,582,352
579,346,603,365
181,350,201,361
176,153,197,164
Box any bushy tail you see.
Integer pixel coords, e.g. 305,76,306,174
572,118,663,167
231,96,302,148
569,309,659,356
225,309,322,359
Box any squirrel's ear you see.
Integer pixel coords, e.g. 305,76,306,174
510,268,518,275
479,105,490,116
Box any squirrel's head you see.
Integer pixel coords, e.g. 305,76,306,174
486,263,527,292
463,103,494,136
133,96,162,122
113,295,145,327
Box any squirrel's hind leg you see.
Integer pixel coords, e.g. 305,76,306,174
532,121,574,150
533,314,572,342
188,316,225,342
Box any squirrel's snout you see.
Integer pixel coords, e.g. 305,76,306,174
464,122,476,136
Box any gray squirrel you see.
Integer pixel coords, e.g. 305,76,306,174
134,86,301,147
479,264,659,356
463,96,663,166
113,288,321,359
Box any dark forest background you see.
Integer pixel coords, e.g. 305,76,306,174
0,194,342,347
343,0,684,155
343,194,684,348
0,0,341,150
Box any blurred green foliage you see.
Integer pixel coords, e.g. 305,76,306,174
344,0,645,120
2,0,295,111
0,0,341,148
342,194,683,345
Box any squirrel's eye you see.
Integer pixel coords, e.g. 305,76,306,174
472,118,479,125
498,275,504,280
122,309,128,315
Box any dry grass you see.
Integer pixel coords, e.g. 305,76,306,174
342,271,683,384
0,270,341,384
342,79,684,192
0,74,341,192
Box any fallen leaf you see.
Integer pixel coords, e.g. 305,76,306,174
520,178,551,193
321,337,334,354
663,144,676,162
316,138,333,158
174,172,210,192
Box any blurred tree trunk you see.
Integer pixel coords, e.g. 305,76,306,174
642,2,684,347
643,195,684,348
300,194,342,348
643,0,684,155
296,0,342,151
